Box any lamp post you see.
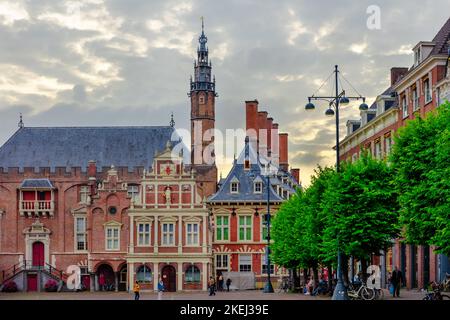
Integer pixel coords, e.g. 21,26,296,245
305,65,367,300
263,162,275,293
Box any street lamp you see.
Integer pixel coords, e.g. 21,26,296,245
305,65,366,300
262,161,276,293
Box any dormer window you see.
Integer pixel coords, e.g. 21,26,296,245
244,160,250,170
254,182,262,194
231,182,239,194
414,47,421,66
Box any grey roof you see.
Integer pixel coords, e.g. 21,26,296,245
208,139,297,203
20,179,54,189
0,126,180,171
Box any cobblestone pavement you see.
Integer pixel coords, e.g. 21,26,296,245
0,288,425,300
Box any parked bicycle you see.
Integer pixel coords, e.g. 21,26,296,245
277,277,290,293
347,282,375,300
423,282,450,300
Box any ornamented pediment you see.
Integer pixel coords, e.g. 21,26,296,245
71,206,87,215
135,216,154,223
23,218,51,235
182,216,202,223
158,216,178,223
103,220,123,228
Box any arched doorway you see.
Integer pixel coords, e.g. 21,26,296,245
161,265,176,292
96,264,115,291
32,241,44,267
118,265,127,292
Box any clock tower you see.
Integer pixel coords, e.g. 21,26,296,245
189,19,218,198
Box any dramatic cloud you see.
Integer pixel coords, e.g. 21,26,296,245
0,0,448,185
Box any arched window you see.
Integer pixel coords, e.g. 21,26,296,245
185,265,201,283
136,265,152,283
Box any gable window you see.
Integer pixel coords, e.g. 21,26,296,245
216,216,229,241
239,254,252,272
185,265,201,283
137,223,151,246
162,223,175,246
106,226,120,251
254,182,262,194
127,185,140,203
186,223,199,246
230,182,239,194
239,216,252,241
424,79,432,103
216,254,229,270
136,265,152,283
244,160,250,170
80,186,90,204
402,96,408,118
75,216,87,251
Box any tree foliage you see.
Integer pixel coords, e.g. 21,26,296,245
390,102,450,254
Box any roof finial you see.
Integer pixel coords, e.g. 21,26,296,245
169,112,175,127
18,113,24,128
201,16,204,34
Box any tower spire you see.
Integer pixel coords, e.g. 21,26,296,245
169,112,175,128
18,113,24,128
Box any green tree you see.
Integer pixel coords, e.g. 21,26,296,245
321,153,400,277
390,102,450,254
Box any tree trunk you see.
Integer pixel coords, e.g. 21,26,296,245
342,255,349,287
303,268,308,288
327,264,333,292
312,264,319,289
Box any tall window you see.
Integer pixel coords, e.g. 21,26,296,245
230,182,239,193
216,254,229,270
80,186,89,204
137,223,150,246
136,265,152,283
162,223,175,245
239,254,252,272
186,223,199,245
127,185,140,203
385,135,393,156
75,217,87,251
412,88,419,110
216,216,229,241
239,216,252,241
262,254,275,275
374,140,382,159
402,96,408,118
106,227,120,250
424,79,432,103
185,265,201,283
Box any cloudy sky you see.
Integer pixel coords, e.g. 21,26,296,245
0,0,449,185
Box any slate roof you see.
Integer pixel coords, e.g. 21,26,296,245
208,138,298,203
20,179,55,189
430,18,450,56
0,126,180,171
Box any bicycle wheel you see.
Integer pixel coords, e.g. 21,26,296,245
361,287,375,300
441,294,450,300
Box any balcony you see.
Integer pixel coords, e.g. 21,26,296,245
20,200,55,217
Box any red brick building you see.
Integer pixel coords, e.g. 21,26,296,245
338,18,450,289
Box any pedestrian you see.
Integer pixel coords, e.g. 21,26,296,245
208,277,216,296
391,266,404,298
218,274,224,291
133,281,140,300
98,273,105,291
157,279,165,300
226,278,232,292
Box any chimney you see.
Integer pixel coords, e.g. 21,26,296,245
266,117,273,155
390,67,409,86
279,133,288,171
245,100,258,137
257,111,268,156
290,168,300,184
88,160,96,179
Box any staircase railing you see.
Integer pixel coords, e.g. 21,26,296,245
1,260,68,284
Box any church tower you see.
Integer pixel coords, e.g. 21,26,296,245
189,19,218,198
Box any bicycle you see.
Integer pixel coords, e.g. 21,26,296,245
347,282,375,300
423,282,450,300
277,277,290,293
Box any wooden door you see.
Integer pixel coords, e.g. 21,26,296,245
162,265,176,292
32,242,44,267
27,274,37,291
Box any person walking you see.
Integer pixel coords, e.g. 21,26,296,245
157,279,165,300
133,281,140,300
391,266,404,298
208,277,216,296
98,273,105,291
226,278,232,292
218,274,224,291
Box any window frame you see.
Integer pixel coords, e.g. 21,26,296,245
127,184,140,203
136,265,152,283
402,96,408,118
424,79,432,104
254,182,262,194
238,215,253,242
230,182,239,194
185,265,201,283
186,222,200,246
161,222,175,246
215,215,229,242
215,254,229,270
79,185,90,204
239,254,252,272
137,222,151,247
74,216,87,251
105,226,120,251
